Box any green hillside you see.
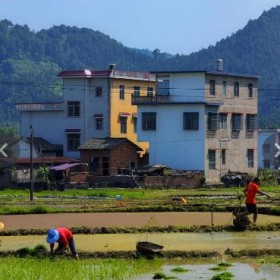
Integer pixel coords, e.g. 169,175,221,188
1,5,280,127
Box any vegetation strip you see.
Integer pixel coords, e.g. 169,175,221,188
0,246,280,259
1,223,280,236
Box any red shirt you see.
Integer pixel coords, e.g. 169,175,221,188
56,227,73,246
244,182,259,204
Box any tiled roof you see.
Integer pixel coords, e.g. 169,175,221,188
79,138,142,151
0,157,79,165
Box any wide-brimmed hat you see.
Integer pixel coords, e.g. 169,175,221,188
46,228,59,244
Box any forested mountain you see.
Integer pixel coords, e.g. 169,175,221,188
1,5,280,127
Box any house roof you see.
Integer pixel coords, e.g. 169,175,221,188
58,69,155,81
79,138,142,151
151,70,259,79
0,157,79,165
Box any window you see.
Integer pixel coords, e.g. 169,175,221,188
95,117,103,131
247,149,254,168
157,78,170,95
133,86,140,97
222,81,227,96
89,157,99,172
248,83,253,98
219,113,227,130
208,113,218,131
95,87,102,97
67,133,80,151
142,112,156,130
120,117,127,134
246,114,256,131
147,87,154,97
183,112,199,130
221,149,226,165
209,80,216,96
119,85,125,100
67,101,80,117
234,82,239,97
208,150,216,169
102,157,109,176
232,113,242,131
133,116,137,133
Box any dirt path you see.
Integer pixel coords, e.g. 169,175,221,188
0,212,279,230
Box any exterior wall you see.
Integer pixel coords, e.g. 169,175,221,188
137,104,205,171
18,72,155,159
110,79,154,154
158,73,205,102
20,110,65,147
204,74,258,181
137,71,258,183
258,129,280,169
80,142,140,176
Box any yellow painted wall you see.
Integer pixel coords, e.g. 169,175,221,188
109,79,155,155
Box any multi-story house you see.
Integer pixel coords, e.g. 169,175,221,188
133,61,258,182
17,65,156,167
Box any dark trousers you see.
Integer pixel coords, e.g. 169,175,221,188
56,238,77,255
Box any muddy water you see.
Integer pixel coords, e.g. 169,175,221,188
136,262,280,280
1,231,280,252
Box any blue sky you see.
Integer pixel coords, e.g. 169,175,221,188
1,0,280,55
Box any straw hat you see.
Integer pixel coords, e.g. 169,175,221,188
46,228,59,243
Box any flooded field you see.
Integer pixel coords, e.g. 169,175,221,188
1,231,280,253
136,261,280,280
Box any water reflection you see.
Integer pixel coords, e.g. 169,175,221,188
135,262,280,280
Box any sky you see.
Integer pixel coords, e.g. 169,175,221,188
1,0,280,55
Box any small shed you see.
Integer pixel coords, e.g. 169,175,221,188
79,137,143,176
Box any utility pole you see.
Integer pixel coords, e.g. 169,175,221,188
30,125,34,201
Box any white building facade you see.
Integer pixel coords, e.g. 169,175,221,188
133,68,259,182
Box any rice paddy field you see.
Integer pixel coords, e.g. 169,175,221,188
0,185,280,279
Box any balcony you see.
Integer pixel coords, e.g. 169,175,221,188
132,95,172,105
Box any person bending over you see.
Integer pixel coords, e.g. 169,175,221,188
46,227,78,259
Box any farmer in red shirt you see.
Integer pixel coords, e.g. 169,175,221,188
46,227,78,259
244,177,270,223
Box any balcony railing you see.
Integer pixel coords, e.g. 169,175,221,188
132,95,172,105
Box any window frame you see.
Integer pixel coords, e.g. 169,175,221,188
67,101,80,117
232,113,243,131
208,112,218,131
120,116,127,134
67,133,80,151
222,81,227,97
95,117,103,131
147,86,154,97
247,149,254,168
248,83,253,98
183,112,199,130
209,80,216,96
95,87,103,97
142,112,156,131
133,86,140,97
219,113,227,130
119,85,125,100
246,114,256,131
234,82,239,97
208,149,216,169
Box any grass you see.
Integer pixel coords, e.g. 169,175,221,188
0,257,162,280
0,186,279,215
